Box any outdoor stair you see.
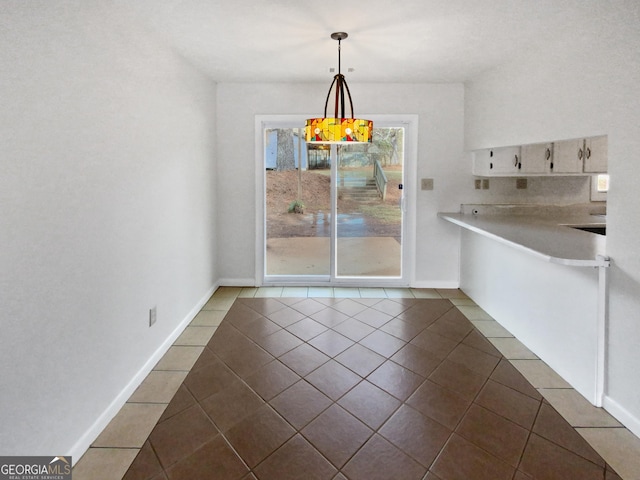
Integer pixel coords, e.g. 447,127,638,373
338,177,381,200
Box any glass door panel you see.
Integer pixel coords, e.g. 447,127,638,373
263,120,406,283
336,128,404,278
265,128,331,276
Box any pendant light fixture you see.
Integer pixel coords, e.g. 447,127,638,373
305,32,373,144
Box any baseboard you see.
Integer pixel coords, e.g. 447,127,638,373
602,395,640,439
69,282,219,464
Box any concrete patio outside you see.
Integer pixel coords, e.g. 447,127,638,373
266,237,401,277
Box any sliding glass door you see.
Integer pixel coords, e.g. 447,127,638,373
336,132,403,278
260,116,412,285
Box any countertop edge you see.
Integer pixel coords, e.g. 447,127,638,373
438,212,610,268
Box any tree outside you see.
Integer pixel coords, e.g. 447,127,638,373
275,129,295,171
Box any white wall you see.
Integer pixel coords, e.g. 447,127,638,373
465,4,640,435
216,83,466,286
0,1,218,456
216,81,596,287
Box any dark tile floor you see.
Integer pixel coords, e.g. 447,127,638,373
123,297,621,480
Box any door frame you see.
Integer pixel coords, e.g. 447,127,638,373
255,114,418,287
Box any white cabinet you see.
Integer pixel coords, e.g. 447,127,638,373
552,139,585,173
583,135,608,173
473,146,521,176
520,143,552,174
472,150,493,176
472,135,607,177
552,136,608,174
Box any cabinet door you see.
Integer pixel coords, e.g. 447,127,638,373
489,146,521,175
520,143,552,174
552,139,584,173
472,147,521,176
472,149,493,176
583,135,608,173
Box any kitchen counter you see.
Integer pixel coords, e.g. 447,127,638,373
438,209,608,267
439,204,610,406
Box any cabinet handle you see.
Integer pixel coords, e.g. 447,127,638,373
578,148,584,160
514,155,519,167
586,147,591,159
490,162,493,169
545,148,551,160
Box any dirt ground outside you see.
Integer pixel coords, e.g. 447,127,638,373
266,167,402,238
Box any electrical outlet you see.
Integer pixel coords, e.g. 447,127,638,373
421,178,434,190
516,178,528,189
149,307,157,327
475,179,482,189
482,179,490,190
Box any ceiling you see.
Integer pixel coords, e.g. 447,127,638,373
116,0,601,84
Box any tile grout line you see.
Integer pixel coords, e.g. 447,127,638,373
426,318,525,478
511,397,545,479
455,304,635,479
219,291,449,476
183,291,445,476
73,287,631,480
73,288,241,477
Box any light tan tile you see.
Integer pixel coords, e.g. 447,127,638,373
238,287,258,298
449,298,477,306
577,427,640,479
436,289,469,299
72,447,138,480
308,287,334,297
92,403,166,448
281,287,309,297
155,346,205,371
510,360,571,388
409,288,442,299
191,310,226,327
470,320,514,338
457,305,493,320
255,286,284,297
128,371,188,403
489,338,539,359
539,389,622,427
174,326,216,346
213,286,242,298
334,287,361,298
202,295,235,311
384,288,415,298
358,287,387,298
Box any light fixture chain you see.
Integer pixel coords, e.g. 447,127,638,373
338,39,341,76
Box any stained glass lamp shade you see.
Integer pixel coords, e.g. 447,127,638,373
305,32,373,144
